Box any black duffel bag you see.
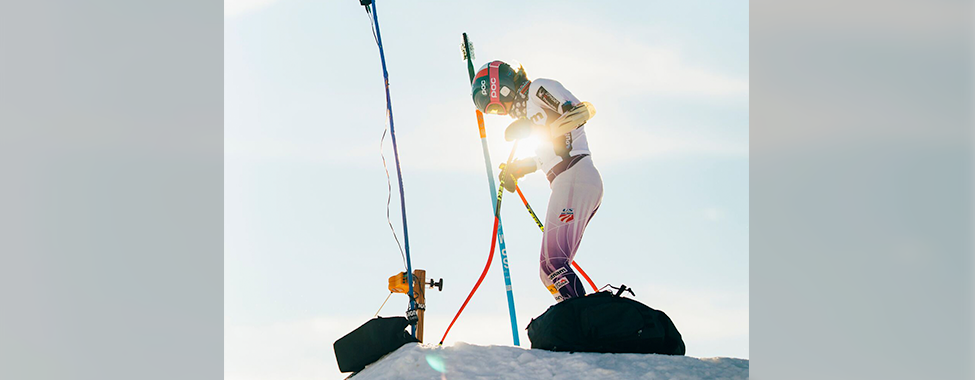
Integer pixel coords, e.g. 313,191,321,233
527,290,685,355
333,316,419,373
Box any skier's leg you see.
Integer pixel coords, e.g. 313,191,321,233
539,157,603,302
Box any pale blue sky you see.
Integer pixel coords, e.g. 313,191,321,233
225,1,748,378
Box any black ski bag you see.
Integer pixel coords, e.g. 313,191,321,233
333,316,419,373
527,291,685,355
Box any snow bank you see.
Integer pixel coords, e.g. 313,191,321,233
352,342,748,380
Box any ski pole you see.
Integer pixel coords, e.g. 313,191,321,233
460,32,520,346
440,141,520,345
573,261,598,293
361,0,417,334
514,186,544,231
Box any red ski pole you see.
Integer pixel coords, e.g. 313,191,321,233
439,141,520,345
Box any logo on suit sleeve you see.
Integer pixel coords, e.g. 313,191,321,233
536,86,561,110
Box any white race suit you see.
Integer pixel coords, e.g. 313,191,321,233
525,78,603,303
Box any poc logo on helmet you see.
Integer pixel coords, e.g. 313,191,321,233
480,80,487,96
490,77,498,98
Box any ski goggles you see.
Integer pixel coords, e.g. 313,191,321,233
483,62,507,115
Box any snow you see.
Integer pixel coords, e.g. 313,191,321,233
351,342,748,380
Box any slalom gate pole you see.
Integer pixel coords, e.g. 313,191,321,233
513,187,598,293
363,0,417,335
440,141,520,345
459,32,520,346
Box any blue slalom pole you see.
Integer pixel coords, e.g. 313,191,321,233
462,33,520,346
369,0,417,335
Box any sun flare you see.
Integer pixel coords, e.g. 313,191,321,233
512,135,540,160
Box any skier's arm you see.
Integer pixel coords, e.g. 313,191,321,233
549,101,596,136
527,79,594,136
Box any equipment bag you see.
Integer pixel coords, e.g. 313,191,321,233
527,291,685,355
333,316,419,373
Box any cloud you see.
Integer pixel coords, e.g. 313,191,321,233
224,98,510,174
478,21,749,163
492,22,748,98
588,119,748,164
225,137,375,164
224,18,747,171
225,118,748,171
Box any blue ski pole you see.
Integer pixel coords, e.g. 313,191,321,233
461,33,519,346
363,0,417,335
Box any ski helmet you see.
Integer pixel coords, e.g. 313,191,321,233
471,60,527,116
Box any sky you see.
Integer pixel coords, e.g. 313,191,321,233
224,1,748,379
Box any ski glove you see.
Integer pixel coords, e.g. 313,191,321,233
504,118,534,141
498,158,537,193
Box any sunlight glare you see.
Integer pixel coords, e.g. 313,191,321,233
513,135,540,160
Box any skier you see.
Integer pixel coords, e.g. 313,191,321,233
471,60,602,303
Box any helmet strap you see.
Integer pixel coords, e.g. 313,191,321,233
489,62,501,105
484,61,507,114
516,79,531,97
509,79,530,119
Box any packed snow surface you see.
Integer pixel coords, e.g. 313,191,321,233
352,342,748,380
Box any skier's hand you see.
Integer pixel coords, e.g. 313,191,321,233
500,170,518,193
498,158,537,193
504,118,534,141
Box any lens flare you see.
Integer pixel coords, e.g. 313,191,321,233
425,354,447,373
514,135,540,159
